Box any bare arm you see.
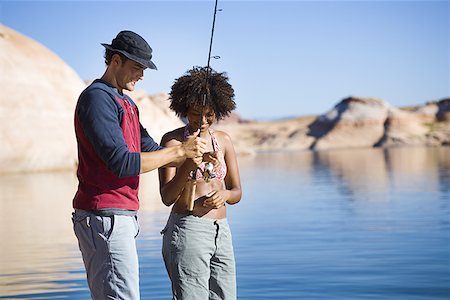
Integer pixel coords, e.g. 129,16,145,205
222,133,242,205
158,160,196,207
158,132,202,207
140,129,206,174
203,132,242,208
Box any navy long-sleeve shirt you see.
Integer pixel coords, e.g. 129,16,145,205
73,79,162,211
76,79,162,177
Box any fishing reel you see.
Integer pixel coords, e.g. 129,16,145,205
202,162,216,183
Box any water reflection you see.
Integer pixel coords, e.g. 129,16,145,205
0,171,168,299
235,147,450,299
240,147,450,203
0,146,449,299
0,172,81,298
315,148,391,202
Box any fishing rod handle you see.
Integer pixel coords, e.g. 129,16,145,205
187,178,197,212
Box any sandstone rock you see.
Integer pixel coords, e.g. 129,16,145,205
414,98,450,122
2,25,447,168
216,116,316,154
0,25,86,174
125,91,184,144
217,111,248,125
414,102,439,122
309,97,389,150
436,98,450,122
219,96,449,153
376,108,428,147
0,26,184,174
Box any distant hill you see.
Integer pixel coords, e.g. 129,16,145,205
1,25,448,173
216,97,450,155
0,25,182,174
0,25,85,173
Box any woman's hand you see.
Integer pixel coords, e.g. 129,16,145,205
203,151,221,169
203,190,230,209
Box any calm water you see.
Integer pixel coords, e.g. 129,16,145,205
1,147,449,299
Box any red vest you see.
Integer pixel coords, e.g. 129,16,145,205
73,95,141,211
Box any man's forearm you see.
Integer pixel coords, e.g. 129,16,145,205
141,131,207,173
140,145,185,173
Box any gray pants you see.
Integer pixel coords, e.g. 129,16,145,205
72,210,140,300
161,213,237,300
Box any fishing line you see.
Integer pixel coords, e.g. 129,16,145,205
200,0,221,133
189,0,222,213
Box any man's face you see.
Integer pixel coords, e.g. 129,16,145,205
115,57,146,92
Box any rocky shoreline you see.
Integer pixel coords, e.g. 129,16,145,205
1,24,449,173
216,97,450,155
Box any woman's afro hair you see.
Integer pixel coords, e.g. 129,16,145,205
169,66,236,120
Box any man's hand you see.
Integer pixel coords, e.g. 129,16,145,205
192,156,203,167
182,130,207,158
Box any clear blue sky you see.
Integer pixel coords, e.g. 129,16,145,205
2,0,449,120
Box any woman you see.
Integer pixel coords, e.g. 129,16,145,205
159,66,242,300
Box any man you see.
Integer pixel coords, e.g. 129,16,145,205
72,30,207,300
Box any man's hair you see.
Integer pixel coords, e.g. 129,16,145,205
169,66,236,120
104,49,128,66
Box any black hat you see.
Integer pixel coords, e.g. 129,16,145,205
102,30,157,70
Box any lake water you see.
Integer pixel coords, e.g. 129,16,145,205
1,147,449,299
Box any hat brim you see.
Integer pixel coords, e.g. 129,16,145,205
102,44,157,70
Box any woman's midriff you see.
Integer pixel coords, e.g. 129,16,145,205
172,178,227,219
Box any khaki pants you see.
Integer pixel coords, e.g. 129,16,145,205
161,213,237,300
72,210,140,300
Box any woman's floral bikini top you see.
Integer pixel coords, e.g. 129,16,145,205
183,126,227,181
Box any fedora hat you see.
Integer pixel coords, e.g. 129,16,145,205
102,30,157,70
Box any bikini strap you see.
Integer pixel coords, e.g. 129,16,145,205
209,129,221,152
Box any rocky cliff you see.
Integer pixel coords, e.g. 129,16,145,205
0,25,85,173
217,97,450,154
0,25,182,174
1,25,448,173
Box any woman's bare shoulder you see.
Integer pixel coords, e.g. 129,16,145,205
212,129,234,149
161,126,185,146
213,129,232,141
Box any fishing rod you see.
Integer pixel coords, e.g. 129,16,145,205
188,0,221,213
201,0,221,129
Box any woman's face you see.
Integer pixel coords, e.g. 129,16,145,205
186,105,216,133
